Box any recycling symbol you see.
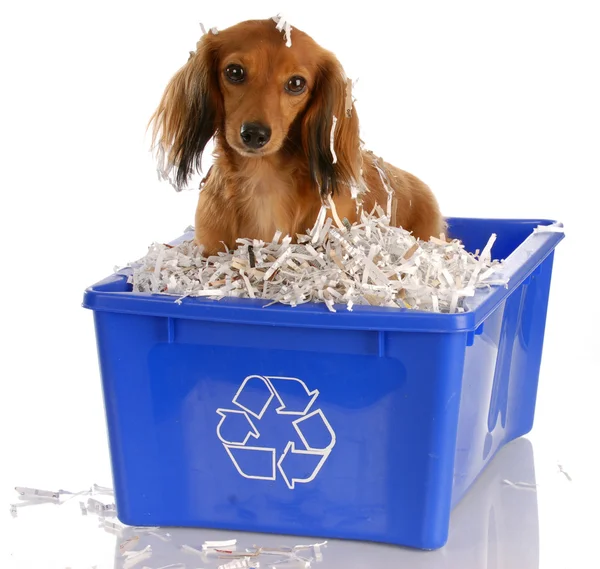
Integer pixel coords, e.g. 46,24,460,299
216,375,336,489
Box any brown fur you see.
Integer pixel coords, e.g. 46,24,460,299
150,19,446,255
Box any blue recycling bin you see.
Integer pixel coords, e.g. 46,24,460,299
82,217,563,549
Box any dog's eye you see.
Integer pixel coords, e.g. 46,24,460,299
225,64,245,83
286,76,306,94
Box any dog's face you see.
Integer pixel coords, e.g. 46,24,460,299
217,27,316,157
151,19,361,195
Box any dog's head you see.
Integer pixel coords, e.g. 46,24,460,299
150,19,361,196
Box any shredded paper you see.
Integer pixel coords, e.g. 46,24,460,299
272,14,292,47
125,203,510,314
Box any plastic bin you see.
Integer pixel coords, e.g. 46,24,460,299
82,217,563,549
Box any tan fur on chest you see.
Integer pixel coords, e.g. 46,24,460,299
234,160,296,240
195,158,316,252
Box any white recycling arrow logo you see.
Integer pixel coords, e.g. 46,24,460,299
216,375,336,489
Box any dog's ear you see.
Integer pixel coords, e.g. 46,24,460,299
301,52,361,198
149,34,221,188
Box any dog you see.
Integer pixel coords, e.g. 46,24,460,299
150,18,446,255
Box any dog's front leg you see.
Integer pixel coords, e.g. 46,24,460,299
194,187,234,256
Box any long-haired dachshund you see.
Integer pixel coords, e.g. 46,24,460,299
151,18,446,255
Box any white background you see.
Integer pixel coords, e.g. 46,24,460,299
1,1,599,568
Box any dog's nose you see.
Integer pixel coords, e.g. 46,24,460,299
240,122,271,149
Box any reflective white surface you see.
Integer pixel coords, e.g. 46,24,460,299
2,1,599,568
2,437,592,568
